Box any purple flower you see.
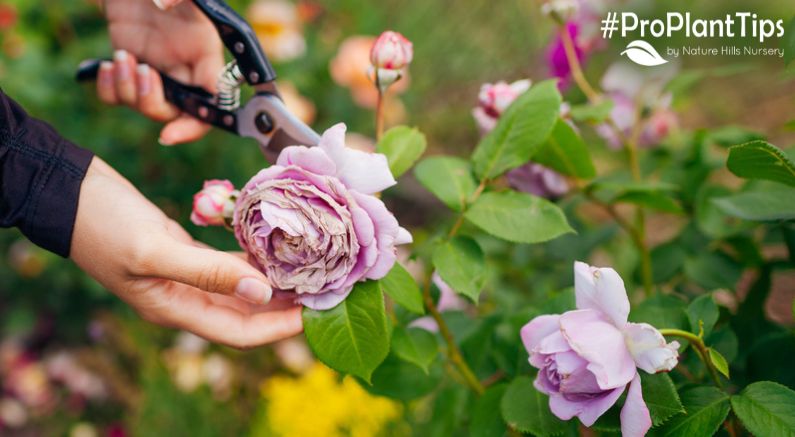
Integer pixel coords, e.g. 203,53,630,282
521,262,679,436
472,79,531,134
546,23,585,90
506,163,569,199
234,123,412,310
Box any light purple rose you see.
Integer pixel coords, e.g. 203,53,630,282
506,163,569,199
521,261,680,436
233,123,412,310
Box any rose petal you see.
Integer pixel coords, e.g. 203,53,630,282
277,145,337,176
296,287,352,310
559,309,636,390
573,261,630,327
319,123,396,194
620,373,652,437
521,315,561,354
622,322,680,373
548,385,624,426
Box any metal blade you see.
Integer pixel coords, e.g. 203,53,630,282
237,92,320,162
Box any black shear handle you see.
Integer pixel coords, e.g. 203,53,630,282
193,0,276,85
75,59,238,133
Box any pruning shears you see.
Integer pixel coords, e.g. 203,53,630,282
76,0,320,162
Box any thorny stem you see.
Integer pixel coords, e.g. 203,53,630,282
422,274,485,395
559,23,653,296
659,329,724,388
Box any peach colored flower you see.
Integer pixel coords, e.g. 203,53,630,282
247,0,306,62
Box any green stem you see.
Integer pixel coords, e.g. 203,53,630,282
448,179,487,239
422,274,484,395
659,329,724,388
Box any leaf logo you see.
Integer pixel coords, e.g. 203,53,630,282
620,40,669,66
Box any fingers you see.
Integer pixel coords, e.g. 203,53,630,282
153,0,184,10
155,286,304,349
158,115,212,146
137,239,274,306
97,51,181,122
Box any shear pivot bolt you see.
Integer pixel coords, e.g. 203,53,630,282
223,115,234,126
249,72,260,83
255,112,274,134
234,42,245,54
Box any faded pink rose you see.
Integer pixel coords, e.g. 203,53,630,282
472,79,531,134
234,123,412,310
521,262,679,436
370,30,413,70
191,180,237,227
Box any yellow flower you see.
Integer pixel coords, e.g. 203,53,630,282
259,363,401,436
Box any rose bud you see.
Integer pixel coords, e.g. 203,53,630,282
521,262,679,437
370,30,413,70
190,180,238,227
234,123,412,310
472,79,531,134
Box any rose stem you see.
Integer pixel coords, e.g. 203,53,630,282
659,328,724,388
422,273,485,395
447,179,487,238
375,72,385,141
558,23,653,296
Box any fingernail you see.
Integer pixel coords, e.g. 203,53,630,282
137,64,151,96
158,137,174,146
114,50,130,80
235,278,272,304
152,0,167,10
99,61,113,87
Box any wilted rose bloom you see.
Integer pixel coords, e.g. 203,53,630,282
191,180,237,227
330,36,409,108
521,261,679,436
247,0,306,62
507,163,569,199
472,79,531,134
370,31,413,70
234,123,412,310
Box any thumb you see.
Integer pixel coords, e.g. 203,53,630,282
151,241,273,305
152,0,184,10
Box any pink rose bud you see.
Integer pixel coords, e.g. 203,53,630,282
472,79,531,134
191,180,237,227
370,30,413,70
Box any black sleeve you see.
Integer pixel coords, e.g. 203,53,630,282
0,89,94,258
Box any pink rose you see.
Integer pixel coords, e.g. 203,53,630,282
472,79,531,134
521,262,679,437
190,180,237,227
370,30,413,70
234,123,412,310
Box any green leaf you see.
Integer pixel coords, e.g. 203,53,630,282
465,191,574,244
684,252,742,291
686,294,719,338
471,80,561,179
657,386,730,437
727,141,795,187
432,236,486,302
471,384,509,437
569,100,613,123
641,372,685,426
630,294,689,330
500,376,567,436
614,190,683,213
785,17,795,66
695,185,753,239
390,327,438,373
380,263,424,315
731,381,795,437
362,353,443,401
651,242,686,283
302,281,390,383
533,119,596,179
375,126,427,178
707,348,730,378
414,156,478,212
713,187,795,221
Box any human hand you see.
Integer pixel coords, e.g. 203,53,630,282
97,0,223,145
71,158,303,348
